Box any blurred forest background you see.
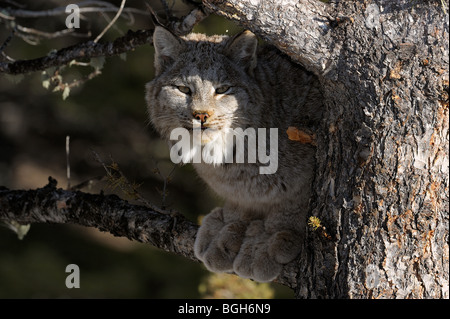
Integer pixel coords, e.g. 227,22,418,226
0,0,292,298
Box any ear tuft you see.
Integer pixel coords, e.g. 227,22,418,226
153,26,183,75
225,30,258,74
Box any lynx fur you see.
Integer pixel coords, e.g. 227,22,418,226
145,26,322,282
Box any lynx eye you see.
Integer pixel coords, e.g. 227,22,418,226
215,86,231,94
177,86,191,94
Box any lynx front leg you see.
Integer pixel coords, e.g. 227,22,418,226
194,207,247,273
195,205,306,282
233,208,306,282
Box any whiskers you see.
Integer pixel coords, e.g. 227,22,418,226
152,113,185,129
192,113,250,131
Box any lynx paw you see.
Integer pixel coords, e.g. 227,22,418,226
233,220,283,282
194,209,303,282
267,230,303,264
194,208,246,272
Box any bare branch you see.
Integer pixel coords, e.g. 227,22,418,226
0,178,298,288
202,0,332,74
0,27,15,57
0,11,14,20
94,0,127,43
15,25,91,41
66,136,71,190
169,6,208,36
1,1,150,19
0,3,207,74
92,150,172,215
145,3,208,36
0,28,153,74
0,178,199,261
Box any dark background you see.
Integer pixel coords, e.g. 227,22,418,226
0,0,292,298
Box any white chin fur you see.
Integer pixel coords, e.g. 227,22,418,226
181,129,232,166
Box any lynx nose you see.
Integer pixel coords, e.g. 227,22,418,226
193,111,210,124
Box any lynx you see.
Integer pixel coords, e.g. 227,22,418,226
145,26,323,282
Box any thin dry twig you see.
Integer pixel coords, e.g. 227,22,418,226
66,136,71,190
99,11,125,37
0,2,207,74
94,0,127,43
0,11,15,20
151,158,177,210
91,150,174,215
145,2,166,27
0,27,15,56
2,1,150,19
69,176,104,191
43,66,102,99
15,25,91,41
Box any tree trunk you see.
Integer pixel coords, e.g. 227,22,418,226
203,0,449,298
0,0,447,299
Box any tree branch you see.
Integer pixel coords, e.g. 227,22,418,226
0,177,298,289
0,28,153,74
0,6,207,74
202,0,333,75
93,0,127,43
0,177,199,261
2,1,150,19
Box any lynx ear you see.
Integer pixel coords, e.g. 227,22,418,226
153,26,183,75
225,30,258,74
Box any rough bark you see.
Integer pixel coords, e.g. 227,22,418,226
314,0,448,300
203,0,332,74
202,0,449,298
0,29,154,75
0,178,198,261
0,177,297,289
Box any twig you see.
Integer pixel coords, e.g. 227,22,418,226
0,28,154,74
16,26,75,38
3,1,149,18
0,11,15,20
91,150,174,215
160,0,174,20
152,158,177,210
0,3,206,74
99,11,125,37
45,67,102,99
65,68,102,89
94,0,126,43
69,175,104,191
0,27,15,55
145,3,208,35
1,0,26,8
66,136,71,190
145,2,166,27
15,25,91,41
161,165,176,210
169,7,208,36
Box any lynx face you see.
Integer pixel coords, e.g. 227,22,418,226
146,27,262,164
